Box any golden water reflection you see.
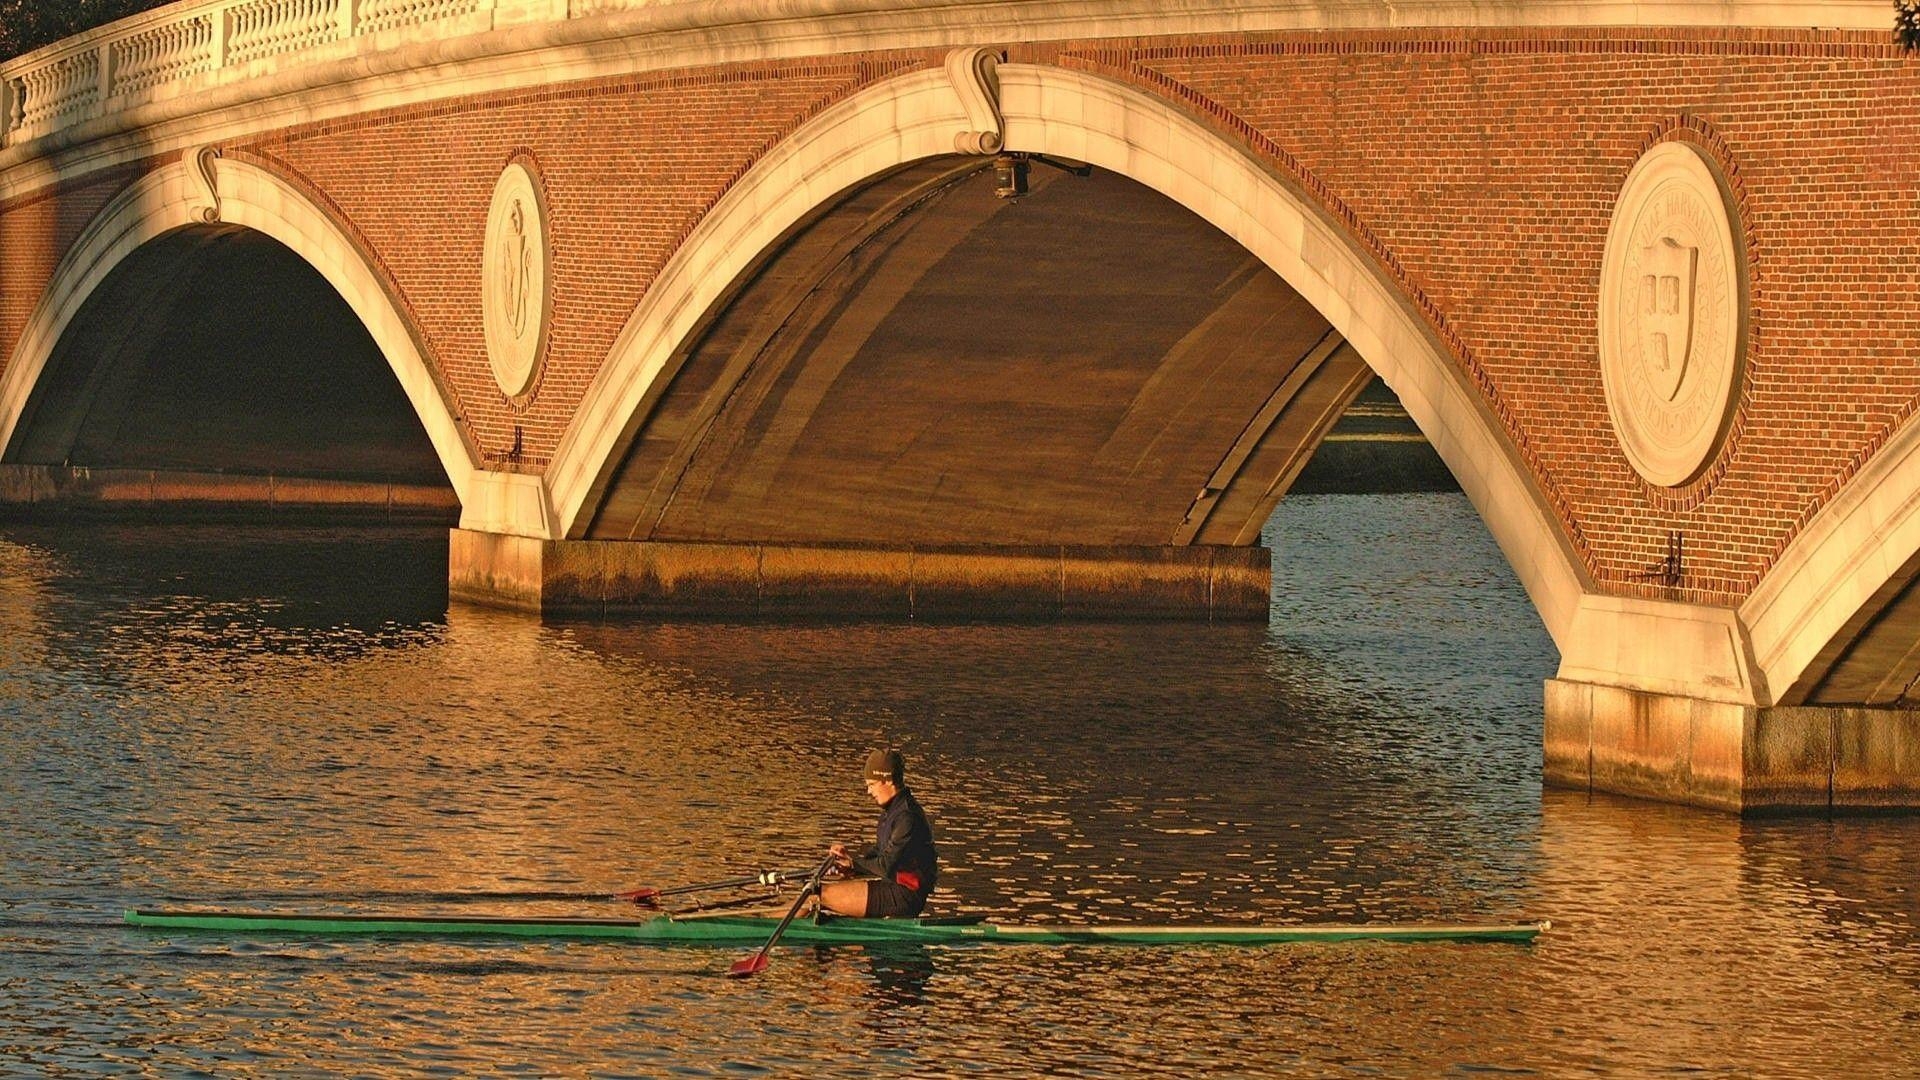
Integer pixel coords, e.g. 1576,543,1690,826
1,510,1918,1074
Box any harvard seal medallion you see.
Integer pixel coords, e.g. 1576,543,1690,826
1598,141,1746,488
482,159,549,400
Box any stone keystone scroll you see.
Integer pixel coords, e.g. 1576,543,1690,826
946,47,1005,155
187,145,221,223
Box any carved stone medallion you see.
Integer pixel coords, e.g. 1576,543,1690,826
1598,141,1746,488
482,159,550,400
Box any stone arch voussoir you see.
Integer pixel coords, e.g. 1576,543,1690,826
549,62,1584,648
1744,416,1920,704
0,152,476,504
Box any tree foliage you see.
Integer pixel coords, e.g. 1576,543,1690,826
1901,1,1920,51
1,0,173,63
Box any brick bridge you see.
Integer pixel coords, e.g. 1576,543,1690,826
4,0,1919,812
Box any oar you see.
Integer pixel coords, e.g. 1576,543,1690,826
727,854,837,979
614,869,798,906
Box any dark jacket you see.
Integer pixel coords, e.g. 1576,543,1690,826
853,787,938,895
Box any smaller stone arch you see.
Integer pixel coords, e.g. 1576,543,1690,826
1744,415,1920,705
0,151,477,504
547,61,1586,649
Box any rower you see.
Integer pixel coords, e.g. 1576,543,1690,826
820,748,938,918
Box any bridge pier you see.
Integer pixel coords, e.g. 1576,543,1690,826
447,529,1270,621
1541,593,1920,813
0,463,457,523
1545,680,1920,813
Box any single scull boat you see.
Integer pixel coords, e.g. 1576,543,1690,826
124,908,1547,945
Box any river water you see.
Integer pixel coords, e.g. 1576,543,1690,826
2,492,1918,1077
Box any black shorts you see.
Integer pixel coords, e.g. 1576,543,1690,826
866,879,929,918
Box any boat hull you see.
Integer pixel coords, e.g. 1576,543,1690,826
123,909,1545,945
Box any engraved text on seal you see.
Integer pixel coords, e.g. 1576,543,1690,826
1598,141,1746,489
482,160,549,400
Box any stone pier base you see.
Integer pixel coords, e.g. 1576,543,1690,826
0,463,457,522
1545,678,1920,812
448,529,1270,620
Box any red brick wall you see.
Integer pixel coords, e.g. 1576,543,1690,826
1049,29,1920,603
5,28,1919,608
0,165,143,377
236,57,913,472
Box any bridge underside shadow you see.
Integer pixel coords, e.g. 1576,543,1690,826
465,159,1388,619
1,226,455,522
590,158,1368,548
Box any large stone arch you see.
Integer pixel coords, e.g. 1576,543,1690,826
1744,417,1920,705
0,152,477,504
547,61,1586,647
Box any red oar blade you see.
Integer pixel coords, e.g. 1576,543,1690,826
725,853,837,979
727,953,770,979
612,888,660,906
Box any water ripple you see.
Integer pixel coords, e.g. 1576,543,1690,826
0,505,1916,1075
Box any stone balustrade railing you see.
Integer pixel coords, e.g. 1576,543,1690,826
0,0,1892,152
0,0,608,148
109,15,217,96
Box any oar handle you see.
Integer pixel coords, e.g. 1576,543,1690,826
675,869,794,894
615,868,803,905
727,855,838,979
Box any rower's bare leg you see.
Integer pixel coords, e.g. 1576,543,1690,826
818,880,868,917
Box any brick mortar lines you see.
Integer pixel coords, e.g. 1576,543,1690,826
242,56,923,153
1049,28,1920,606
5,29,1919,604
228,55,925,474
0,160,147,217
223,143,485,468
0,164,148,376
1095,25,1908,58
1060,45,1597,572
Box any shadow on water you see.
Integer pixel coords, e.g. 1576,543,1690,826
0,522,448,673
551,614,1545,924
6,499,1920,1073
0,500,1556,935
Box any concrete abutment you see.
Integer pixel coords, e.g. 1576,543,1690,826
447,529,1270,621
0,463,457,523
1545,679,1920,813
